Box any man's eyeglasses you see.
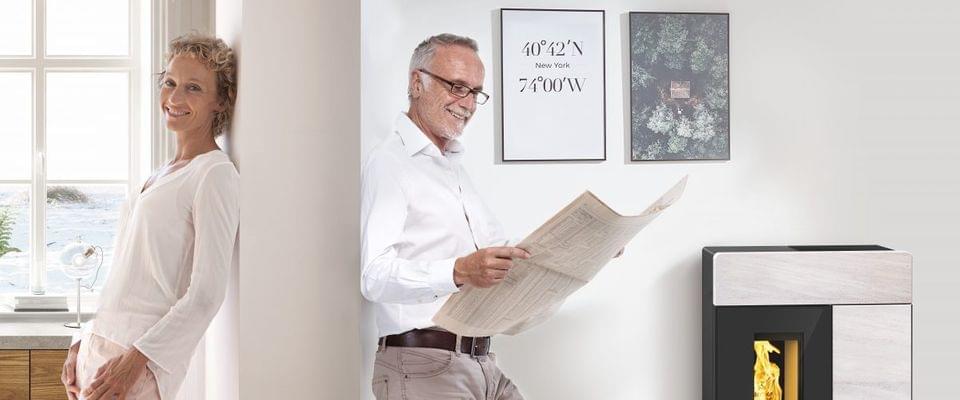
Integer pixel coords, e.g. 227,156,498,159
418,69,490,105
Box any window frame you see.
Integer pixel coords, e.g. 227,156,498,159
0,0,145,295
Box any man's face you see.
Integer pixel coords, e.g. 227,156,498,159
412,45,484,141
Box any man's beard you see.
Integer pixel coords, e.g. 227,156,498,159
438,125,463,140
438,106,471,140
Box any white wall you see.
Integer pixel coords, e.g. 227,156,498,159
207,2,241,400
361,0,960,398
235,0,361,399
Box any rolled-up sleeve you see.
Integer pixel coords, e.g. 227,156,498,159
133,163,239,373
360,153,459,304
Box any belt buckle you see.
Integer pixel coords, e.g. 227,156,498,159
469,337,480,357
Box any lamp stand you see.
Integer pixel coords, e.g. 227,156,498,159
64,278,82,329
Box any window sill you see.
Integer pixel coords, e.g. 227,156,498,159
0,294,98,321
0,305,95,322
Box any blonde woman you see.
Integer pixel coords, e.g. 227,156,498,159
60,34,239,400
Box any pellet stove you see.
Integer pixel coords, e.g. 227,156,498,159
703,246,912,400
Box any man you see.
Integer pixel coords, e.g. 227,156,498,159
361,33,530,399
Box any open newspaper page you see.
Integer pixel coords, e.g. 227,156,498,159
433,176,687,336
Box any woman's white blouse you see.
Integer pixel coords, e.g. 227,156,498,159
89,150,239,399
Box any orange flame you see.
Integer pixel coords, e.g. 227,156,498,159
754,340,783,400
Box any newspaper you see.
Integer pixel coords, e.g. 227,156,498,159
433,176,688,336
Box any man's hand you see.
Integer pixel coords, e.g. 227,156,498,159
454,246,530,288
81,347,150,400
61,341,81,400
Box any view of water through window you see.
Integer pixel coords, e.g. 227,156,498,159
0,185,125,294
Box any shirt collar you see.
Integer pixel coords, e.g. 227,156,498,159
395,112,465,159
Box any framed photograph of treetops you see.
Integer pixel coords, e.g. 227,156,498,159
629,12,729,161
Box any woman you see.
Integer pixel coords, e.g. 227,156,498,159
60,34,239,400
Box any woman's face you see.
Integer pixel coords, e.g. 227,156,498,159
159,54,223,136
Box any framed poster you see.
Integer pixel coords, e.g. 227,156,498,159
629,12,730,161
501,8,606,161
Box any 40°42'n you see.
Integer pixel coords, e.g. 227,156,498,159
522,40,584,57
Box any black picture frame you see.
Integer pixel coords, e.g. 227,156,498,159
628,12,730,162
500,8,607,162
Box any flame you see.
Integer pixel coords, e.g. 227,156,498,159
754,340,783,400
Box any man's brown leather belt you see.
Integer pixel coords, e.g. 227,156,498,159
379,329,491,356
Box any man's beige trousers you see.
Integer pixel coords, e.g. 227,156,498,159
372,346,523,400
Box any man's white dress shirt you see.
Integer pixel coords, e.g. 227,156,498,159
84,150,240,400
361,113,506,337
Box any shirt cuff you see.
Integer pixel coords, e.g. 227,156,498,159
427,257,460,299
132,341,170,375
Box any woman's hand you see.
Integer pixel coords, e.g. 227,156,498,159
61,341,81,400
81,347,150,400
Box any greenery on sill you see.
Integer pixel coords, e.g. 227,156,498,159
0,207,21,258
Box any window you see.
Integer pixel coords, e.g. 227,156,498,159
0,0,150,296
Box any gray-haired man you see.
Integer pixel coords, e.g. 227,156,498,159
361,33,529,399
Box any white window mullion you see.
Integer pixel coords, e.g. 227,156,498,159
128,0,141,197
46,180,129,185
30,0,47,294
152,0,180,169
40,59,134,68
0,59,40,68
150,0,166,170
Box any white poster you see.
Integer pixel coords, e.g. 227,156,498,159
501,9,606,161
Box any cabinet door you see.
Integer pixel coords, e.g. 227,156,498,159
31,350,68,400
833,304,912,400
0,350,29,400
